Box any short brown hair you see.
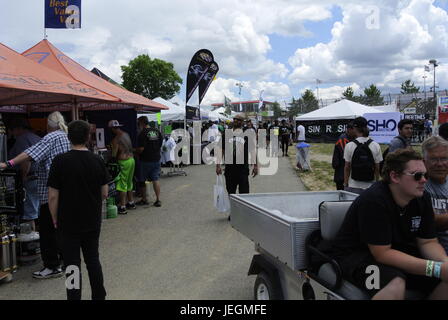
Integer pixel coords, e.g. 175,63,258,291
381,149,423,183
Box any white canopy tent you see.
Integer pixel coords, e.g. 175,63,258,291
295,99,384,121
142,97,210,122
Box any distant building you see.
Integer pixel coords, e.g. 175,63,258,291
211,100,275,115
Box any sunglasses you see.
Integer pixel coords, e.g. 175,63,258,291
402,171,428,181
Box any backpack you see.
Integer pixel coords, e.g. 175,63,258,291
351,139,375,182
379,136,407,173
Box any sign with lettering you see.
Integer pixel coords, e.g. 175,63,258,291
364,112,402,144
45,0,81,29
296,119,353,143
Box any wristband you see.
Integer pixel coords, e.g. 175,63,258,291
433,262,442,279
6,160,14,168
426,260,435,277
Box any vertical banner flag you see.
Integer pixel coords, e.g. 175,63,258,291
198,62,219,105
45,0,81,29
185,49,214,104
258,90,264,112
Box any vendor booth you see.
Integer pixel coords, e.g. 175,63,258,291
0,40,170,283
295,100,383,143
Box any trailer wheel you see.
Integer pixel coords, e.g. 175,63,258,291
254,272,283,300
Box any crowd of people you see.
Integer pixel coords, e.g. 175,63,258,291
1,111,167,300
325,115,448,299
6,108,448,300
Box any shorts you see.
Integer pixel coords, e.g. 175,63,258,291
338,251,440,298
23,179,40,220
115,158,135,192
139,161,160,182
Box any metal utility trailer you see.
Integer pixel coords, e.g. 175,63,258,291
229,191,358,300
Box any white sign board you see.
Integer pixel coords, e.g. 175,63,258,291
364,112,402,144
404,107,416,114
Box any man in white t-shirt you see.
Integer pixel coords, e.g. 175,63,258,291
297,123,305,142
343,117,382,194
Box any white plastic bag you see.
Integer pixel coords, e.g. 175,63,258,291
214,175,230,213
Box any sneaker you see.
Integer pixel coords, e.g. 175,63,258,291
32,267,63,279
118,207,128,215
136,200,150,206
153,200,162,207
126,202,136,210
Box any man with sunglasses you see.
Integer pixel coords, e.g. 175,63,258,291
330,149,448,299
423,136,448,254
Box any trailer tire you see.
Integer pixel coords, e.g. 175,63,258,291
254,272,283,300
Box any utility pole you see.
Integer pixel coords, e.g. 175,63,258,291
423,75,427,101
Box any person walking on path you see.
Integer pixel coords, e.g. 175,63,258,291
332,122,355,190
109,120,136,214
280,119,291,157
0,111,70,279
216,115,258,220
297,123,305,143
48,120,109,300
216,114,258,206
343,117,382,194
136,117,163,207
8,118,41,230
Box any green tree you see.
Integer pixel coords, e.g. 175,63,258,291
301,89,319,113
342,86,357,101
287,97,301,118
362,84,384,106
401,79,420,94
121,54,182,100
272,102,283,119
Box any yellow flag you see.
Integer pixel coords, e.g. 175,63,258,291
156,112,162,125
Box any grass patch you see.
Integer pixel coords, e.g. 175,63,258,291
289,141,423,191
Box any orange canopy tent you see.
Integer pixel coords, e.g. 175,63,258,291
22,40,168,114
0,42,119,109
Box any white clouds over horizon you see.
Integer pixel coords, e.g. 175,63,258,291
1,0,447,105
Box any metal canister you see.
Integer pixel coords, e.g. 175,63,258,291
8,233,17,272
1,235,10,272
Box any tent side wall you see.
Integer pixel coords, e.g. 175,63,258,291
296,118,353,143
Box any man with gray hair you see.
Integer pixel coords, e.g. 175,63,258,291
1,111,70,279
423,136,448,254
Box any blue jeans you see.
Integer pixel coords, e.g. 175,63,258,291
23,179,40,220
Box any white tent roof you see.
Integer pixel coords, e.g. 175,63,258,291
142,97,210,122
295,99,384,121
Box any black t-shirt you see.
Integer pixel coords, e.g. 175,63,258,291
138,128,163,162
47,150,110,234
221,128,253,175
279,125,290,139
331,181,436,258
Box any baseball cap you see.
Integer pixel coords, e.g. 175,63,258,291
108,120,123,128
353,117,367,128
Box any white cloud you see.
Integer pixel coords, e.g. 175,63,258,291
1,0,447,106
201,77,292,105
288,0,448,93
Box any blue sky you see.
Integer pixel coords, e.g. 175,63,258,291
1,0,448,105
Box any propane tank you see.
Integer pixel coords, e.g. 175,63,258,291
8,233,17,272
17,224,40,266
0,235,11,272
